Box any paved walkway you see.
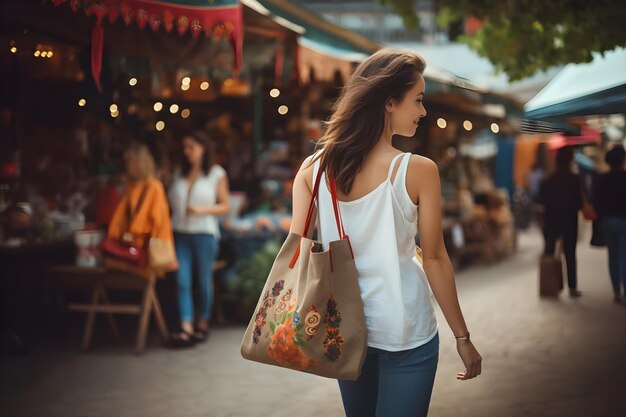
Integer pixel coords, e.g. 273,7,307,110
2,226,625,417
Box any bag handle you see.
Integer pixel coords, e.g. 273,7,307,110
301,164,324,239
124,184,149,234
290,159,352,269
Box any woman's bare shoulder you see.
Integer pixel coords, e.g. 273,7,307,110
406,155,439,204
408,154,439,178
296,153,320,189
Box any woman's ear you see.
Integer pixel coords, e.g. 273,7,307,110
385,99,395,113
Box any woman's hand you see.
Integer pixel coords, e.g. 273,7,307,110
456,339,482,381
187,204,208,216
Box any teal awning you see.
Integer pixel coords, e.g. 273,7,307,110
298,37,369,62
252,0,380,60
525,47,626,119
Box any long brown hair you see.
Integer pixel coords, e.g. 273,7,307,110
312,49,426,195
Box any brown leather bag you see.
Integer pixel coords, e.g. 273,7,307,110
539,242,564,297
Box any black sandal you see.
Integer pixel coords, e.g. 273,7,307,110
193,324,210,342
168,331,196,348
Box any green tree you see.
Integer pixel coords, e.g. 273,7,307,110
381,0,626,81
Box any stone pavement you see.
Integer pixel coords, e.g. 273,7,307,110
1,225,625,417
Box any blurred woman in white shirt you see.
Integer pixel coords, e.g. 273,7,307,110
168,131,230,347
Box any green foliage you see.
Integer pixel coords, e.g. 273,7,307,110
228,239,282,308
383,0,626,81
379,0,420,29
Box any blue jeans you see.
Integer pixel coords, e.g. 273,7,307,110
603,217,626,296
338,333,439,417
174,233,219,323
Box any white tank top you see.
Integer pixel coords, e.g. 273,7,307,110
313,152,438,351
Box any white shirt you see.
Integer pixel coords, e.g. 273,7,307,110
313,153,439,351
169,165,226,238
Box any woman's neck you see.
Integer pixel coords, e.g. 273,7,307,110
187,165,203,176
373,129,396,153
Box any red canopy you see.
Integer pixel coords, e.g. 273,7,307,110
49,0,243,91
547,126,601,150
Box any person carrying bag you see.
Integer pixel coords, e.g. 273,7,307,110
102,185,150,267
243,49,482,417
104,143,177,278
240,166,368,380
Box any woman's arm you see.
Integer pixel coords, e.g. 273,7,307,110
412,156,482,381
187,176,231,217
289,157,317,239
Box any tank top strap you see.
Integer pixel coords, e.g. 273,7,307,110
391,153,415,206
386,153,406,181
312,156,320,183
310,150,324,189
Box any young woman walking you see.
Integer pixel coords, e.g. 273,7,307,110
290,49,482,417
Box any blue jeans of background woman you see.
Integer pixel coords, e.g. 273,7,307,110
603,217,626,296
338,333,439,417
174,233,218,323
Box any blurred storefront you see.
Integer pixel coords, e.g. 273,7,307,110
0,1,529,348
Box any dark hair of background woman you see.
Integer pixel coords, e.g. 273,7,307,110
181,130,215,177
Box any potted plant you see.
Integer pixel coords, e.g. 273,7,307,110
225,239,282,323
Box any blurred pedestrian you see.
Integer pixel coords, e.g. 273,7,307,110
291,49,482,417
168,131,231,347
527,160,545,203
537,147,584,297
105,143,177,277
592,146,626,304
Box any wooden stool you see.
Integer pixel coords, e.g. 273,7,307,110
48,266,169,354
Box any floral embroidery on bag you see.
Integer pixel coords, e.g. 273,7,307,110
252,279,285,344
323,296,344,362
273,288,293,320
304,306,321,340
267,289,317,370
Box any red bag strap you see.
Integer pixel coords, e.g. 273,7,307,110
301,164,324,239
328,170,354,261
290,159,351,268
